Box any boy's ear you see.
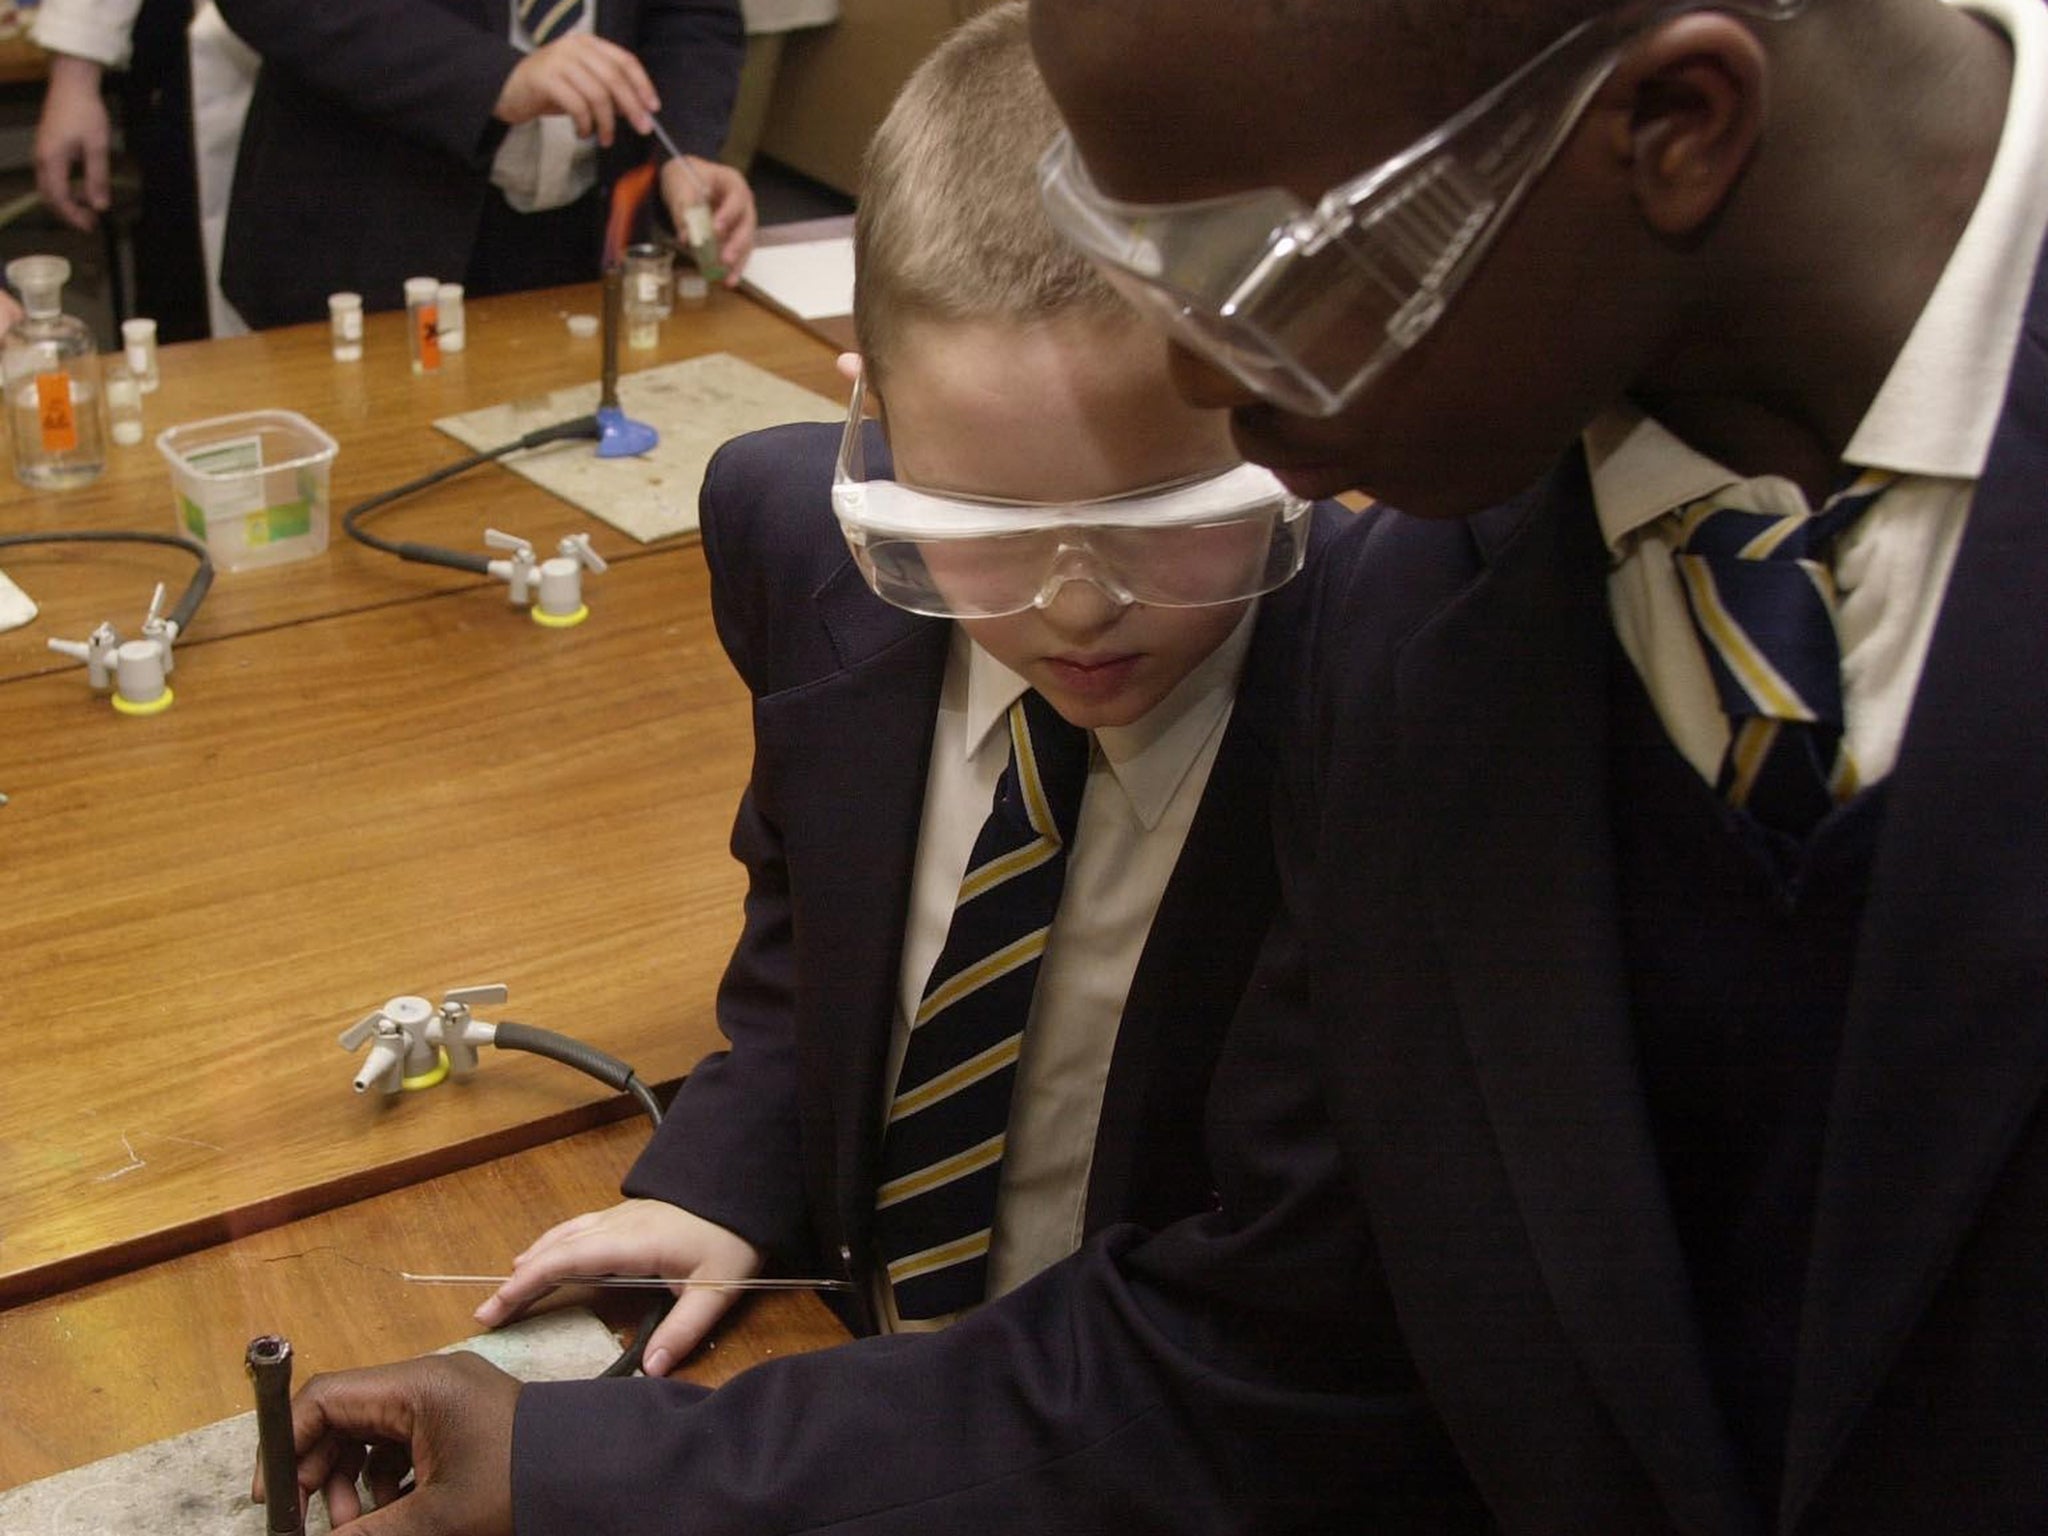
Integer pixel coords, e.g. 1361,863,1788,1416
1599,13,1771,240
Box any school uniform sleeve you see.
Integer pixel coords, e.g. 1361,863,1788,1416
30,0,143,69
635,0,743,161
212,0,517,169
616,433,811,1263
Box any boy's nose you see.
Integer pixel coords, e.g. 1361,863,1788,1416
1034,557,1130,634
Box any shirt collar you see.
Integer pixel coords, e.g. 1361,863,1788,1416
961,603,1258,831
1586,0,2047,550
1584,405,1740,552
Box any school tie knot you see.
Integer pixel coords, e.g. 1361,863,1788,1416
1670,469,1896,835
873,690,1091,1320
985,690,1092,851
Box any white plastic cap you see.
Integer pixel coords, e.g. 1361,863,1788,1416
436,282,464,305
329,291,363,314
6,254,70,317
121,316,157,344
403,276,439,304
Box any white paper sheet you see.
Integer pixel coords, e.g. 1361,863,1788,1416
436,351,842,542
0,567,36,633
740,235,856,322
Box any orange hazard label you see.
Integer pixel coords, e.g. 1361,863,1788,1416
35,373,77,453
416,304,441,370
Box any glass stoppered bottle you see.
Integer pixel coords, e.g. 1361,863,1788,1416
4,255,107,489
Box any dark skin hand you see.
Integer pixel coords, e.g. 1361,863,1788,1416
253,1352,520,1536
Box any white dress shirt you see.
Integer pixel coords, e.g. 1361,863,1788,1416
876,608,1257,1332
29,0,142,69
1592,0,2048,792
491,0,600,213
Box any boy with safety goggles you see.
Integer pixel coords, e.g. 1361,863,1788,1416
475,1,1347,1369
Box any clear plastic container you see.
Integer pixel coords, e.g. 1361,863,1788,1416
4,254,107,489
156,409,338,571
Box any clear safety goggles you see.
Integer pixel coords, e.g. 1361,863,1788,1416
1037,0,1807,417
829,373,1312,619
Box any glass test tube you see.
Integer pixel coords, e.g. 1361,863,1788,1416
622,243,673,349
679,201,726,283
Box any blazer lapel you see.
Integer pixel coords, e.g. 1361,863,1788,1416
1781,295,2048,1527
1394,469,1755,1536
756,557,949,1278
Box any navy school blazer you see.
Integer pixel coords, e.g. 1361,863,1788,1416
515,230,2048,1536
622,420,1354,1333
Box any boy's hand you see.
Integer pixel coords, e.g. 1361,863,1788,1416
494,35,659,145
253,1352,519,1535
475,1198,763,1377
36,55,113,231
659,155,757,284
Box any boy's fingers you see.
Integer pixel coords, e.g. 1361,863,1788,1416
639,1287,739,1378
513,1208,604,1266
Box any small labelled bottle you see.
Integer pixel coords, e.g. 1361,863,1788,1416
3,254,108,489
404,276,441,374
121,316,160,392
329,291,364,362
104,360,145,446
436,282,466,354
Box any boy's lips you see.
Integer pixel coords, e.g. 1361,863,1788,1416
1043,653,1141,698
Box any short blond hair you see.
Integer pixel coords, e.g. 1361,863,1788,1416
853,1,1128,382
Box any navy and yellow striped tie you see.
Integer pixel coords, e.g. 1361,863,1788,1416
516,0,586,47
874,690,1092,1320
1672,469,1896,834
